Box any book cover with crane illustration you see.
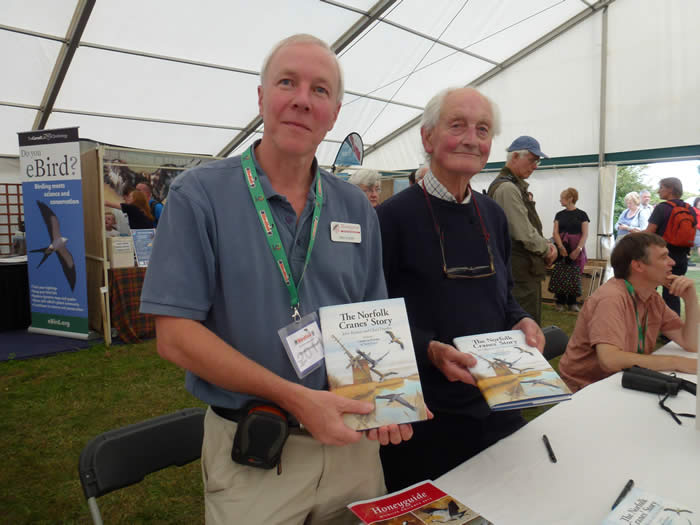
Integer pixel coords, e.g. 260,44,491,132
453,330,571,411
319,298,428,430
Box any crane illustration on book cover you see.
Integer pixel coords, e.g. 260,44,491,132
319,298,429,430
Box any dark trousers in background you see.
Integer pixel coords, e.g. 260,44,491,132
379,410,525,492
663,248,688,315
555,293,577,306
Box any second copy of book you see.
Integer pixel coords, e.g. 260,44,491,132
603,487,696,524
319,297,428,430
348,480,493,524
453,329,571,411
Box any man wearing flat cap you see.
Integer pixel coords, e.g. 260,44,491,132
488,136,556,325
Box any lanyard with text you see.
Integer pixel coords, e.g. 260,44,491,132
241,146,323,321
624,280,648,354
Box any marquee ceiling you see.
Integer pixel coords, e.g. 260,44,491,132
1,0,614,167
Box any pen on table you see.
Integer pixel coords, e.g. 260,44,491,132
611,479,634,510
542,434,557,463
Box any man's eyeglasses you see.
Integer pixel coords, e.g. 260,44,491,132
421,182,496,279
527,155,541,167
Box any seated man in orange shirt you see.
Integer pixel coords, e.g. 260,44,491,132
559,232,698,392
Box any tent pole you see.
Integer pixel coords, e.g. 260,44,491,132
597,6,609,259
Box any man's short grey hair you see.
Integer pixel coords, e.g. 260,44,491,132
260,34,344,104
348,168,381,187
640,190,651,197
421,87,500,136
506,150,530,163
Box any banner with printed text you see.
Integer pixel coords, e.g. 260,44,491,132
18,127,89,338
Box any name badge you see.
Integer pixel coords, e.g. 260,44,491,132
278,313,324,379
331,221,362,243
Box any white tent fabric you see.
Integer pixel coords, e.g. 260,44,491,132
1,0,699,261
2,0,698,167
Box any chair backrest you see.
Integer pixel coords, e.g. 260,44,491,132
542,325,569,361
79,407,205,520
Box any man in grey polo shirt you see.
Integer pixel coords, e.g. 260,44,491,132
140,34,412,525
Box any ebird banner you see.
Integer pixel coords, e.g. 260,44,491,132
18,127,89,339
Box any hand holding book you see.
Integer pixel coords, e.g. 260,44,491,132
427,340,478,385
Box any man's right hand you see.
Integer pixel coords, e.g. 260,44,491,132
427,340,477,385
292,389,374,446
664,275,697,300
544,243,558,266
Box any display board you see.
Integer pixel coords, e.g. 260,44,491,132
18,127,89,338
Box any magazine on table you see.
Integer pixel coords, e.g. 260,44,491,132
319,297,428,430
602,486,696,524
453,329,571,410
348,480,493,524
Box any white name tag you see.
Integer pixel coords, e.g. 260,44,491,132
331,221,362,243
278,313,324,379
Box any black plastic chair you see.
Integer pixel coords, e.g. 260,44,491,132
542,325,569,361
78,407,205,525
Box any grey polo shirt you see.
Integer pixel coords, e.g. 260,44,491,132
140,146,387,408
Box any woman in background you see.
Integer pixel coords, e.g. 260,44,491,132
106,189,154,229
348,168,382,208
550,187,590,312
615,192,645,239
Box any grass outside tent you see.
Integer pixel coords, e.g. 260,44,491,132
2,269,698,523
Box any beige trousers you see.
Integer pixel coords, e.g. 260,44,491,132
202,407,385,525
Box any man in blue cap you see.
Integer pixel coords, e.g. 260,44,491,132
488,136,557,325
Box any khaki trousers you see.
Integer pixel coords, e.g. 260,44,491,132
202,407,385,525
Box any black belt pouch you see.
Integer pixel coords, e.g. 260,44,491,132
231,402,289,469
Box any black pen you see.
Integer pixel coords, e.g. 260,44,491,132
542,434,557,463
611,479,634,510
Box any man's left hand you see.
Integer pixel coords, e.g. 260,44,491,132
512,317,545,352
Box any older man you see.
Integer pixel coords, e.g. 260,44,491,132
488,136,557,325
376,87,544,491
639,189,653,224
559,232,697,392
141,34,412,525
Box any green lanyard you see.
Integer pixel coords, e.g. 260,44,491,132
241,146,323,321
624,280,648,354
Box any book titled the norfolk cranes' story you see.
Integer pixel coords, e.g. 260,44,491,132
603,487,696,524
319,297,428,431
348,480,493,525
453,329,572,411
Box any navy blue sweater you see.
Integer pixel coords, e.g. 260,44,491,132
377,184,529,417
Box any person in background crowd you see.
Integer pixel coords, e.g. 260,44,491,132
348,168,382,207
615,191,646,240
488,135,557,325
408,164,428,186
104,210,120,237
139,34,413,525
639,189,653,224
645,177,698,315
106,189,155,230
376,86,544,492
558,232,698,392
550,187,590,312
136,182,164,226
692,196,700,262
